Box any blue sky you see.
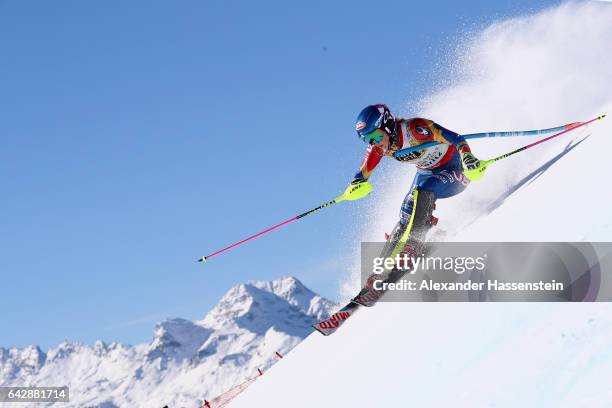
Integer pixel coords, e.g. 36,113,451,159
0,0,560,349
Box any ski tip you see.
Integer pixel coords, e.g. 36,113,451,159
312,325,331,336
598,114,607,120
197,256,207,263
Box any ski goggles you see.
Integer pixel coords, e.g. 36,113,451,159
360,129,385,145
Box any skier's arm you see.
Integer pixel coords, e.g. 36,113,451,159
351,145,384,184
342,146,383,200
426,120,472,153
428,120,486,181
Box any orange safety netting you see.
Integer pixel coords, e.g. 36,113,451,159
199,351,283,408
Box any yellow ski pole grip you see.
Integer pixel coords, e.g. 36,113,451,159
338,181,373,201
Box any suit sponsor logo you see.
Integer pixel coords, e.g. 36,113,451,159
396,150,423,161
416,150,444,168
432,170,470,185
415,126,431,136
454,170,470,186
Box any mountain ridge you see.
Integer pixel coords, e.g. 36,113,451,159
0,276,335,408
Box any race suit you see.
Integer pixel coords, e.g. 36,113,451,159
352,117,471,227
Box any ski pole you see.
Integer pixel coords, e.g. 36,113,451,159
465,114,606,179
198,182,372,263
393,121,580,158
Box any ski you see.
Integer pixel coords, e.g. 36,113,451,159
312,302,360,336
313,245,422,335
312,268,409,336
312,273,393,336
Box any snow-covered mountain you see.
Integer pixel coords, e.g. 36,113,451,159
0,276,335,408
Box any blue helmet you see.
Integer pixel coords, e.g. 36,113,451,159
355,104,396,144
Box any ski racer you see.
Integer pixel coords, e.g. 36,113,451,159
347,104,486,262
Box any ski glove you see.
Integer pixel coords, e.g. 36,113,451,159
341,181,372,201
461,152,486,182
461,152,480,170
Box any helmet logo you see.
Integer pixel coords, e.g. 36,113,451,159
356,121,366,131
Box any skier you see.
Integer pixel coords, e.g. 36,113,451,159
345,104,485,269
313,107,602,333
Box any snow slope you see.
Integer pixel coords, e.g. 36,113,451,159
232,3,612,407
228,116,612,408
0,277,335,408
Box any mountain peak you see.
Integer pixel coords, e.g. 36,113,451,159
146,318,211,363
249,276,335,321
0,345,46,381
201,276,335,330
249,276,309,299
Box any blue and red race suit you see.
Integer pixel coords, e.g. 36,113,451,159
352,118,471,225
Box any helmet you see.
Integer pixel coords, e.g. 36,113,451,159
355,104,396,145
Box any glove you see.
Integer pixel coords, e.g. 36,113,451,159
341,181,372,201
461,152,487,182
461,152,480,170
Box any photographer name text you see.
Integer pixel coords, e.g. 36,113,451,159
373,279,564,292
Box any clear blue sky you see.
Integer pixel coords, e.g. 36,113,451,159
0,0,559,349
